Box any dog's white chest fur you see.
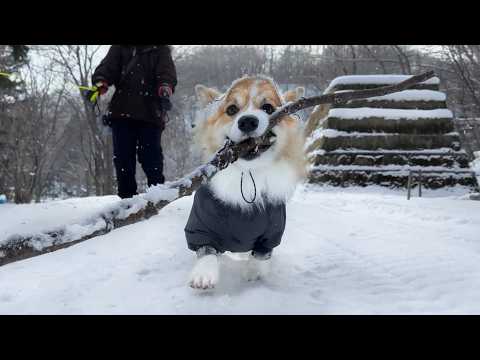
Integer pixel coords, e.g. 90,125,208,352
209,155,299,209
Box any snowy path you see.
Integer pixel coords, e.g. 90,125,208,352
1,186,480,314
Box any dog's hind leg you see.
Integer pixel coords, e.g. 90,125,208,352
243,251,272,282
189,246,219,290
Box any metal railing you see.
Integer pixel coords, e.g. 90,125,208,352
407,170,423,200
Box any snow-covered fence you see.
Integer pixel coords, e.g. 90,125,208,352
0,186,178,266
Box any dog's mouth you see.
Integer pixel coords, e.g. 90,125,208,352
235,130,277,161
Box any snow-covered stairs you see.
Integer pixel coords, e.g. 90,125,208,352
306,75,478,189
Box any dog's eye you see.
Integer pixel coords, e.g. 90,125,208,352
226,104,239,116
261,103,275,115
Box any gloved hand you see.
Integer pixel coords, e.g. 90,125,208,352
83,81,108,104
95,81,109,95
157,84,173,112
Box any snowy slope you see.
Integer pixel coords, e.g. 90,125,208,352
1,185,480,315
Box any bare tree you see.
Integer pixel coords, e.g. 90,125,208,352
443,45,480,113
0,63,67,203
38,45,115,196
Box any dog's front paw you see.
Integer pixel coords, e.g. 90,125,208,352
189,254,219,289
243,256,271,282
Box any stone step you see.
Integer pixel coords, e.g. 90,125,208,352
325,75,441,94
312,165,473,172
308,168,478,189
331,99,447,110
310,151,471,168
324,116,454,134
309,132,461,152
329,82,439,92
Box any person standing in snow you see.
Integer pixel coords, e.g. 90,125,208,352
92,45,177,199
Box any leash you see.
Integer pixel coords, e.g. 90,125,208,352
78,85,111,134
78,86,103,115
78,85,100,103
240,170,257,204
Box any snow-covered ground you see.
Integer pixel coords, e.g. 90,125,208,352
1,184,480,314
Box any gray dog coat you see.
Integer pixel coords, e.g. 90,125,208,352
184,185,286,256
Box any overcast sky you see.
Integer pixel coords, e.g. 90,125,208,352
22,45,442,91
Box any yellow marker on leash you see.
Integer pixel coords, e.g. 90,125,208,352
0,72,11,78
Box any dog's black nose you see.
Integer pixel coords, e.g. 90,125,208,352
238,116,259,133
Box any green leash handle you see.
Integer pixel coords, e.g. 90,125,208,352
0,72,11,78
78,85,100,104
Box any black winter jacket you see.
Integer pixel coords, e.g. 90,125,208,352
92,45,177,127
185,185,286,255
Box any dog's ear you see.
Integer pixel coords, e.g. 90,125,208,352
195,84,221,107
283,87,305,103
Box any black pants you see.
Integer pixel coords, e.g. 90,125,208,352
111,119,165,199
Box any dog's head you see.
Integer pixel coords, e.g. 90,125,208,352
194,76,305,165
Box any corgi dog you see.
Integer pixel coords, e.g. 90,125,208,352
184,75,307,289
